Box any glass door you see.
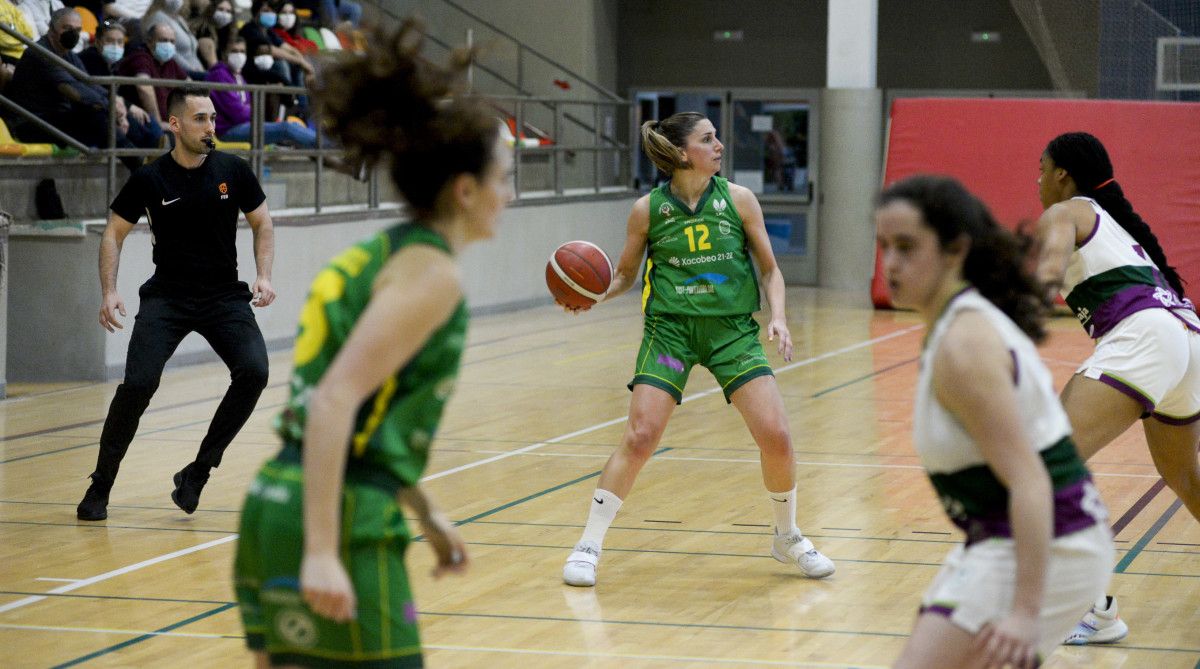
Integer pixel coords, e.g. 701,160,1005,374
630,88,820,285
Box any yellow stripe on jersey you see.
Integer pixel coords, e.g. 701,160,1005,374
353,376,398,457
641,258,654,313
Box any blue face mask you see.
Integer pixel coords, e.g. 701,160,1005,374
101,44,124,63
153,41,176,62
258,12,276,28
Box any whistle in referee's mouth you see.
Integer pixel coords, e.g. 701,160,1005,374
202,136,216,150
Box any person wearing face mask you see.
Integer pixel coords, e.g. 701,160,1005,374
80,20,165,149
6,8,141,169
239,0,313,88
143,0,205,76
192,0,235,69
270,1,317,55
206,37,316,147
116,21,188,123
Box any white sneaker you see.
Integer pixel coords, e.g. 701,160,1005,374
1063,596,1129,644
771,532,835,578
563,540,601,587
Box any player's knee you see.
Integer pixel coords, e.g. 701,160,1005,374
233,358,269,391
622,422,661,461
756,422,792,455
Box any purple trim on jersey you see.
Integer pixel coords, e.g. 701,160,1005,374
959,478,1099,546
1009,349,1019,385
1087,285,1199,338
1151,409,1200,426
1078,213,1100,248
1097,373,1155,413
919,604,955,618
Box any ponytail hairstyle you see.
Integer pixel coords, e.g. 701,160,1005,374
879,175,1047,342
640,111,706,175
315,19,499,219
1045,132,1185,298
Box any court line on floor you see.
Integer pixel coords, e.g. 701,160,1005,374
433,448,1164,479
1115,499,1185,573
0,591,231,605
1,326,921,656
1111,478,1167,538
0,401,286,465
0,535,237,614
423,325,923,482
0,622,238,640
425,644,888,668
48,603,237,668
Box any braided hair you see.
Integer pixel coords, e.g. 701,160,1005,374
1045,132,1185,298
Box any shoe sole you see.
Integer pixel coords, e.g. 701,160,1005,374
76,509,107,521
1066,623,1129,645
171,471,196,514
771,547,836,579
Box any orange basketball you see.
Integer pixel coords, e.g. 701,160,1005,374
545,241,613,309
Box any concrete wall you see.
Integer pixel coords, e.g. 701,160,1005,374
7,195,634,382
616,0,1097,95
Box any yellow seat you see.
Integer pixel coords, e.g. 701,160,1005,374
0,117,56,156
214,139,252,150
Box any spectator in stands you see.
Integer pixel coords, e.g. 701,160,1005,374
207,36,314,147
80,19,164,148
143,0,205,76
239,0,312,87
191,0,233,69
117,21,188,122
6,8,140,168
15,0,63,39
270,1,316,55
102,0,151,22
315,0,357,29
1,0,36,89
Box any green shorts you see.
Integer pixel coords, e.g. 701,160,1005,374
234,460,422,668
629,312,774,404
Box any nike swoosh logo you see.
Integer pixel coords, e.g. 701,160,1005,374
771,497,788,503
594,498,604,504
162,198,181,205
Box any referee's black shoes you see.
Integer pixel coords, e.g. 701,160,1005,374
76,474,112,521
171,463,210,514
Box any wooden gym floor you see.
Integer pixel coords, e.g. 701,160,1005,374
1,287,1197,668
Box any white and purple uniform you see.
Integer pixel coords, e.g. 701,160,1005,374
1062,197,1200,423
914,288,1113,657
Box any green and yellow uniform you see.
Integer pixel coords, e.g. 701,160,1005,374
234,223,467,668
631,176,773,403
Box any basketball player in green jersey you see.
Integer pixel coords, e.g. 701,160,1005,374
233,22,513,667
561,111,835,587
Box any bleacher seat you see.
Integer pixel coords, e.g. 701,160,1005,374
0,117,57,157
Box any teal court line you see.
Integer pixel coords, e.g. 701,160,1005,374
810,357,918,398
49,603,236,668
1115,499,1184,573
0,401,286,465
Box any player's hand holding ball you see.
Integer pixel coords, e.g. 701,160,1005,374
545,241,612,314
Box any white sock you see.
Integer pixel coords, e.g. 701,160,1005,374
769,486,798,536
579,488,622,547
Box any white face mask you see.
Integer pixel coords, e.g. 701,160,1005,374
253,54,274,70
277,13,295,29
227,51,247,71
212,10,232,27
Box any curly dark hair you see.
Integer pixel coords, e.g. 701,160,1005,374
314,19,499,218
879,175,1047,342
1045,131,1185,298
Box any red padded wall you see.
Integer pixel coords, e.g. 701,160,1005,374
873,98,1200,308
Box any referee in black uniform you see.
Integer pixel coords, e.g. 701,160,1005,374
77,86,276,521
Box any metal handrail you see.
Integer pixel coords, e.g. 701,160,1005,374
0,23,634,209
436,0,621,101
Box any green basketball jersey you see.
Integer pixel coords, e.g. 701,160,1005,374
642,176,760,316
274,223,468,492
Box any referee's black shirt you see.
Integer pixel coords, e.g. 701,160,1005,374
110,150,267,292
